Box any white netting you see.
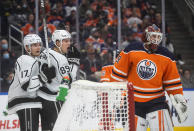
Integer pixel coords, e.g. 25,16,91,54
53,80,133,131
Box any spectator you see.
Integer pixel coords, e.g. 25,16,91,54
0,38,16,76
101,51,113,66
64,0,76,17
154,12,170,34
175,53,185,65
85,28,104,53
47,9,63,27
21,13,35,35
131,22,143,42
120,34,132,50
1,71,14,92
165,36,174,54
181,69,194,88
141,15,151,30
79,0,90,19
104,33,114,51
1,39,9,51
80,46,102,81
65,7,76,30
8,3,28,28
127,7,142,28
147,6,156,23
55,1,66,17
38,23,56,46
1,50,15,79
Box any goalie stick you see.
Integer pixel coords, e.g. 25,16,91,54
40,0,51,67
113,41,117,63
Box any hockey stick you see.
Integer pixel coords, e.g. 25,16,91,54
40,0,51,67
113,42,117,63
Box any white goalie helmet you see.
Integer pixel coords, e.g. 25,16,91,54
23,34,42,51
52,30,71,45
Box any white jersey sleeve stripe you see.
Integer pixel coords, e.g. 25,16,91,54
113,66,127,76
134,92,165,98
134,86,163,91
110,74,125,82
163,78,180,84
165,86,182,91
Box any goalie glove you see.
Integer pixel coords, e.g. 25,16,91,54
67,45,80,65
170,94,188,123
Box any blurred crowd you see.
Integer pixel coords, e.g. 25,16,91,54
0,0,194,92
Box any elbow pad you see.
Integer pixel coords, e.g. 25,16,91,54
21,76,42,92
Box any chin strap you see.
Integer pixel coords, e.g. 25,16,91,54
55,40,64,54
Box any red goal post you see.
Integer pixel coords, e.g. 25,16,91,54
53,80,135,131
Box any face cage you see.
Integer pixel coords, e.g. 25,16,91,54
146,32,163,45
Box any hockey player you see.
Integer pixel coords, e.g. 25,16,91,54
100,65,113,82
110,24,188,131
8,34,55,131
37,29,80,131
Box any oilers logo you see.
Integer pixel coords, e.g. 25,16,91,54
137,59,157,80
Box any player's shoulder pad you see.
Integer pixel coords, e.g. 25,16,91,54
156,46,175,61
48,49,69,64
123,41,144,53
16,55,38,70
17,55,37,65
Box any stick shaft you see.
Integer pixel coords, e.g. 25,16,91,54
41,0,50,67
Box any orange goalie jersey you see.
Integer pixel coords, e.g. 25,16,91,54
100,65,113,82
111,42,183,103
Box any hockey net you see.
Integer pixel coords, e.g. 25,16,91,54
53,80,135,131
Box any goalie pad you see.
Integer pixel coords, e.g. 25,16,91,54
170,94,188,123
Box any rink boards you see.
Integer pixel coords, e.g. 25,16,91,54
0,89,194,131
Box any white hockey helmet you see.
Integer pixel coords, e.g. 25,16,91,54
23,34,42,51
52,30,71,45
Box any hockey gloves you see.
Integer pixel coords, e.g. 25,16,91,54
40,63,56,83
56,85,69,102
56,76,71,101
170,94,188,123
67,45,80,65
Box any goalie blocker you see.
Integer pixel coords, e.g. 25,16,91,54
53,80,135,131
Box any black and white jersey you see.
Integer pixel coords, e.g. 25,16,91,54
8,55,42,114
38,49,77,101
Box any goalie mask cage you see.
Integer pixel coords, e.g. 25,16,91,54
53,80,135,131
